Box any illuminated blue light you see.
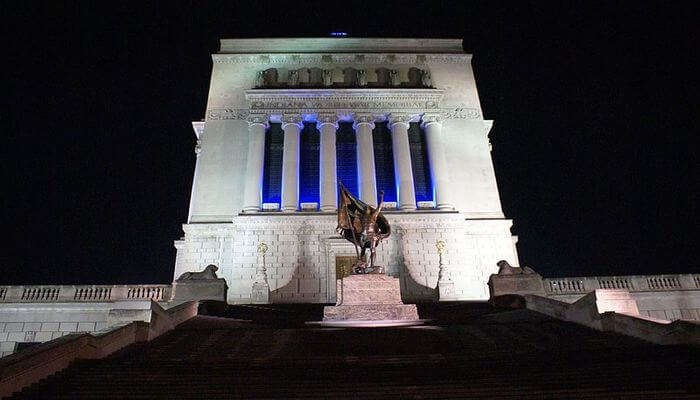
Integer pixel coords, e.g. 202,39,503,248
372,122,397,203
262,123,284,204
330,32,348,36
299,122,320,205
408,122,433,203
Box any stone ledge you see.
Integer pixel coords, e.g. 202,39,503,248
323,304,419,321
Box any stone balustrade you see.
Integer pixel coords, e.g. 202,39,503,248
543,273,700,296
490,270,700,322
0,284,172,303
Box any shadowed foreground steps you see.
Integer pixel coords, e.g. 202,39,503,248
8,304,700,399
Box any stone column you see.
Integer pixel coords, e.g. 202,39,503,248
422,114,454,210
354,113,378,207
389,114,417,210
281,114,302,212
242,117,268,213
318,113,338,212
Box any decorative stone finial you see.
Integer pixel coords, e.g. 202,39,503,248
436,240,446,256
257,242,268,255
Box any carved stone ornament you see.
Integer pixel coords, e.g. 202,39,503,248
354,113,375,125
288,69,299,86
207,108,250,120
176,264,220,281
213,53,471,65
247,113,268,125
281,114,303,125
357,69,367,86
421,69,432,87
194,139,202,155
255,71,265,87
421,113,441,126
244,89,444,115
317,112,338,124
388,113,412,125
389,69,400,86
322,69,333,86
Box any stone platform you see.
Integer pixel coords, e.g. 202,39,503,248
323,275,419,321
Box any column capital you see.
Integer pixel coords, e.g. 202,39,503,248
281,114,303,129
388,113,412,128
317,113,339,129
247,114,269,128
420,113,442,129
353,113,375,130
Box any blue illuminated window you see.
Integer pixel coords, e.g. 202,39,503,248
408,122,433,202
336,122,358,197
372,122,397,203
299,122,320,205
262,123,284,205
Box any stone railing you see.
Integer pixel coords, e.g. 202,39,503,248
0,284,172,303
542,273,699,296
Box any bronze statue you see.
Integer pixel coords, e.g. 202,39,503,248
336,182,391,274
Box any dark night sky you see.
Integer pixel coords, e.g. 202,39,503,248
4,1,697,285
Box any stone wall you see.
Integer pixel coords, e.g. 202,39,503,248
174,213,519,304
0,301,155,357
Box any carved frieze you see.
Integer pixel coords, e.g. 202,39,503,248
245,89,444,114
206,90,481,121
212,53,471,65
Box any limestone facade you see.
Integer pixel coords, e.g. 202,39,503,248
174,214,518,304
176,38,519,302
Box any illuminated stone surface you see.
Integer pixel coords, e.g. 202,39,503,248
178,38,520,303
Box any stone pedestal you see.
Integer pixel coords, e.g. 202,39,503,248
323,275,419,321
251,282,270,304
171,279,227,303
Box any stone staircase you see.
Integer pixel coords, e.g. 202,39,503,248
9,305,700,399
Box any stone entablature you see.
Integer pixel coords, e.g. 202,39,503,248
217,38,465,54
244,88,443,115
213,53,471,65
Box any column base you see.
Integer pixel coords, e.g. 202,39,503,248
281,207,297,213
242,207,261,213
436,204,455,210
320,206,336,212
399,205,417,211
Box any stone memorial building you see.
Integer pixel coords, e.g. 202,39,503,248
1,38,698,398
175,38,519,304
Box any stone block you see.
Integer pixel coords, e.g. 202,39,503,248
51,331,67,339
4,323,23,332
0,342,15,351
23,322,41,331
171,279,227,303
323,304,419,321
34,331,53,342
7,331,25,342
59,322,77,332
0,332,7,341
488,271,545,299
77,322,96,332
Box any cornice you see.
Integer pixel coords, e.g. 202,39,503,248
212,53,471,65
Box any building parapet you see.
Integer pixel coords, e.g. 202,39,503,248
0,284,172,303
542,273,700,295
